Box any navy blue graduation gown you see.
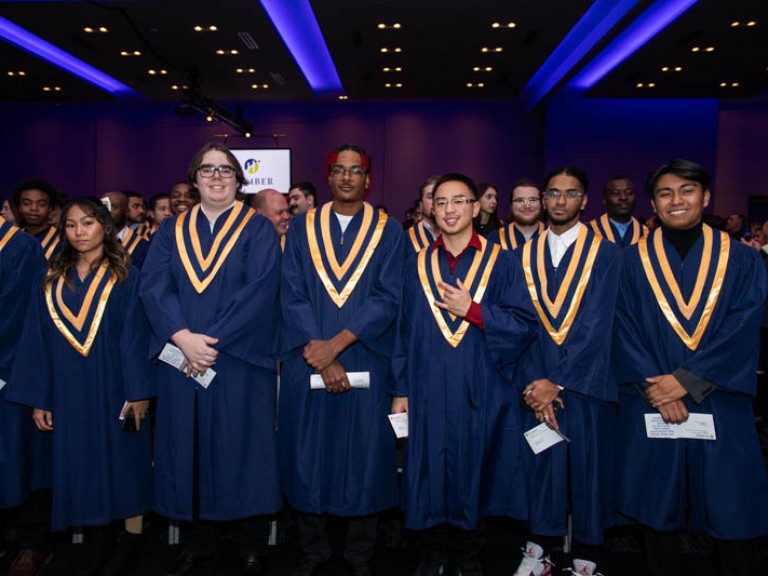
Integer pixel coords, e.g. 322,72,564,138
122,228,151,269
612,227,768,539
588,214,647,248
392,241,538,530
6,266,153,531
279,202,403,516
0,223,49,509
487,222,543,252
140,204,282,521
515,226,621,545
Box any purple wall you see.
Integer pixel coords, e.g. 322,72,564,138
2,95,764,225
544,94,720,221
0,100,545,222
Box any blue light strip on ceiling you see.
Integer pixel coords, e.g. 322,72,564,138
569,0,699,90
0,16,136,97
259,0,343,97
522,0,641,108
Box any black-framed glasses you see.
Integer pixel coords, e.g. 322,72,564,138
198,164,236,178
433,197,476,210
329,165,367,178
544,189,583,200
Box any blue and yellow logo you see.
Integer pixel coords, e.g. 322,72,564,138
244,158,260,174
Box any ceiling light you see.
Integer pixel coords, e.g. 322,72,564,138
0,16,136,97
377,22,401,30
732,82,740,87
747,21,756,27
705,46,714,51
730,21,740,27
385,82,391,88
396,82,402,87
120,50,141,57
83,26,108,34
194,25,218,32
481,46,503,53
7,70,26,76
383,66,390,72
259,0,343,97
338,95,348,100
491,21,516,29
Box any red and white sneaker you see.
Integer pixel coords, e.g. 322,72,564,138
512,541,553,576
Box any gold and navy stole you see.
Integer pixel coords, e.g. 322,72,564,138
590,214,647,246
306,202,388,308
121,228,144,255
417,237,500,348
407,221,435,252
175,202,254,294
522,226,602,346
497,221,545,251
0,216,20,251
44,261,117,357
638,225,729,351
134,222,151,240
39,226,60,260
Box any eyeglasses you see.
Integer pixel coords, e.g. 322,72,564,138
544,189,583,200
433,197,476,210
198,164,236,178
329,165,367,178
512,197,541,205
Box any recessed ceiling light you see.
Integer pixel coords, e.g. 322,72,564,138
705,46,715,52
7,70,26,76
377,22,401,30
747,21,757,27
730,21,740,27
42,85,61,92
147,69,168,75
119,50,141,57
385,82,391,88
661,66,683,72
338,95,348,100
732,82,740,87
215,49,239,55
84,26,109,33
491,22,516,29
194,25,218,32
481,46,503,53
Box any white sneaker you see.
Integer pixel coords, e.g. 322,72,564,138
512,541,553,576
564,559,603,575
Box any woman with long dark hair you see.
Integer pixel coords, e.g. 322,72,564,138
6,197,153,576
473,182,502,237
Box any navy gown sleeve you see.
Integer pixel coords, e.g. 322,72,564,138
140,218,188,356
120,269,155,401
483,251,539,380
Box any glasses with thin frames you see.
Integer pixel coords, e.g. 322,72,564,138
512,197,541,205
544,189,583,200
329,166,367,178
198,165,236,178
433,196,476,210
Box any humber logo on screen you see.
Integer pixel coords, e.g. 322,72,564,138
243,158,274,186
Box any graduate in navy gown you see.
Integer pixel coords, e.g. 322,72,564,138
6,198,153,575
405,175,440,253
517,167,621,555
612,159,768,576
0,215,52,573
487,178,544,251
140,143,281,576
392,173,538,576
587,175,648,248
279,144,403,576
11,179,63,260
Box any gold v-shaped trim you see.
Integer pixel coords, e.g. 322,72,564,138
40,227,60,260
176,203,254,294
638,226,729,351
408,221,432,252
121,228,143,255
652,226,711,319
522,229,601,346
319,203,374,279
0,218,19,251
500,222,545,251
44,262,117,357
592,215,646,245
418,237,500,348
306,203,388,308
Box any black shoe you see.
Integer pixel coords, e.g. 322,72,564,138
167,551,210,576
81,527,116,576
102,532,144,576
291,557,330,576
240,553,268,576
348,561,375,576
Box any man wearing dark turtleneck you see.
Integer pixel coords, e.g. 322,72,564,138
612,159,768,576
